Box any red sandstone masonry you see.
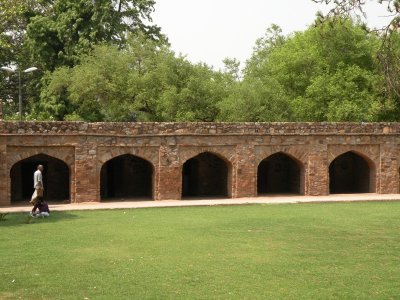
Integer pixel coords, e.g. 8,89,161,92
1,121,399,205
1,121,400,135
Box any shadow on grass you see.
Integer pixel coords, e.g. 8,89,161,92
0,211,80,227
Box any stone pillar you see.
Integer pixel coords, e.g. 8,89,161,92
379,144,399,194
306,145,329,196
69,162,76,203
156,144,181,200
0,144,8,205
74,142,99,203
234,145,256,198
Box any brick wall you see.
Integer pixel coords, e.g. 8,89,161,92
1,121,399,205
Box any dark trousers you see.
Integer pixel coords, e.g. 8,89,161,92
32,197,43,214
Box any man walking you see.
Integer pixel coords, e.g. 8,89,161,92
31,165,44,216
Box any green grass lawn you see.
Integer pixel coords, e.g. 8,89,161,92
1,202,400,299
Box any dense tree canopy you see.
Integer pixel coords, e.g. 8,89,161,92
35,34,229,122
1,1,399,122
218,19,399,122
0,0,161,119
0,0,34,116
314,0,400,98
26,0,162,70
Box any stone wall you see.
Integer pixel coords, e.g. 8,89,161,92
2,121,400,135
1,121,399,205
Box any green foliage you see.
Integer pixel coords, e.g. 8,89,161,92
292,64,385,121
26,0,162,70
33,69,74,121
250,20,378,96
0,1,40,118
28,19,400,122
217,25,291,122
157,62,227,122
244,24,286,79
217,78,291,122
0,0,162,119
315,0,400,98
222,57,242,81
379,30,400,101
217,19,399,122
39,34,226,121
1,1,400,122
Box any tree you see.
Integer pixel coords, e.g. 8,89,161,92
0,0,162,119
217,78,291,122
156,61,228,122
0,1,41,119
36,34,162,121
26,0,162,71
292,63,386,121
217,25,291,122
313,0,399,32
222,58,242,82
313,0,400,98
244,24,286,79
36,34,227,122
218,20,398,122
252,20,379,97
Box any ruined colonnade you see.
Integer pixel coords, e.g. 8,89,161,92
0,122,399,206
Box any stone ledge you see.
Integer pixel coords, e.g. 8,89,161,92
0,121,399,136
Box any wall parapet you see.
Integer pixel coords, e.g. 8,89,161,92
1,121,400,136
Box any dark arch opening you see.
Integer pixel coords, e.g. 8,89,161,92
100,154,153,200
257,152,301,195
329,151,373,194
10,154,70,203
182,152,229,198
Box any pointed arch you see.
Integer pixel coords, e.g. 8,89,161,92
100,154,154,200
182,151,232,198
257,152,304,195
10,153,70,203
329,151,376,194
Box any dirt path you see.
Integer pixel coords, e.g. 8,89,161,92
1,194,400,213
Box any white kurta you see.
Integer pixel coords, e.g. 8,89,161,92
33,170,43,189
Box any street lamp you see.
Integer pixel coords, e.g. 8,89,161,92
1,66,38,120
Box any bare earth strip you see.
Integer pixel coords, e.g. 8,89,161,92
2,193,400,213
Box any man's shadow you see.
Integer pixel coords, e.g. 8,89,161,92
0,211,80,227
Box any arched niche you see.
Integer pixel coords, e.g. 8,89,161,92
257,152,303,195
329,151,375,194
10,153,70,203
182,152,231,198
100,154,154,200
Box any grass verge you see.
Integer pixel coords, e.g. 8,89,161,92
1,202,400,299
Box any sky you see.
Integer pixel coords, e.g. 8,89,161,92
152,0,392,70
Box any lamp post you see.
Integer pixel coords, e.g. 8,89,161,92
1,66,38,120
